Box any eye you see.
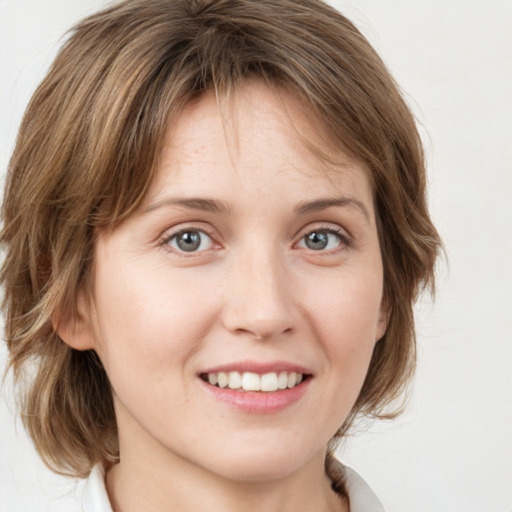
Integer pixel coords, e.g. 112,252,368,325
297,228,349,252
164,229,214,253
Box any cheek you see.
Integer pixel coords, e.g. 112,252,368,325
307,268,383,341
90,261,220,382
90,259,228,385
309,284,381,431
88,267,220,434
302,267,383,388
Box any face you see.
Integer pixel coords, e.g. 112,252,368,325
74,82,386,482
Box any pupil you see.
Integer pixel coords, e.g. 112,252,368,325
306,232,328,250
177,231,201,251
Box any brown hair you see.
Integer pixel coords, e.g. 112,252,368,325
1,0,441,477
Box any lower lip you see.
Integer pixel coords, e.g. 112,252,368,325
199,378,311,414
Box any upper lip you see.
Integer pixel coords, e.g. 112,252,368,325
200,360,313,376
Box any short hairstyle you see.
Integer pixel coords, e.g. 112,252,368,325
1,0,441,477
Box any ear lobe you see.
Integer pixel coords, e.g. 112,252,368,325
375,303,390,342
52,290,96,351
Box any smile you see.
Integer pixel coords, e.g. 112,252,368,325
200,371,306,392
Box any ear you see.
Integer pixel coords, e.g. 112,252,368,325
375,301,390,342
52,288,97,351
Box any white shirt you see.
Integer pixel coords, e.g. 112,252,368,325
81,461,385,512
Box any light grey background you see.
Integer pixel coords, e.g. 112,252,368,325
1,1,511,511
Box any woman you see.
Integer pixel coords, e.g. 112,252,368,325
1,0,441,510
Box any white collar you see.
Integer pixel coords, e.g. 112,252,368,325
81,464,112,512
340,464,385,512
81,460,384,512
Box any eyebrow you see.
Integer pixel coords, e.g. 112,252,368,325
294,197,370,221
143,197,232,215
143,195,370,221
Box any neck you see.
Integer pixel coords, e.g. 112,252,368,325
106,431,347,512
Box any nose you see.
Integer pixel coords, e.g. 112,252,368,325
221,245,295,341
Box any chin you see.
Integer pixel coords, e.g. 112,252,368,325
199,438,320,483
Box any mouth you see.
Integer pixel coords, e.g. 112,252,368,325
199,370,311,392
198,363,313,413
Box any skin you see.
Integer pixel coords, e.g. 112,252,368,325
61,81,387,512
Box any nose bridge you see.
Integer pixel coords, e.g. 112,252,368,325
222,238,294,339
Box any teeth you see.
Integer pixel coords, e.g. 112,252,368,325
261,372,278,392
228,371,242,389
242,372,261,391
204,371,305,392
287,372,297,388
278,371,288,389
218,372,228,388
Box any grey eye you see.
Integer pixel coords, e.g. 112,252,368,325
168,230,213,252
300,230,343,251
304,231,329,250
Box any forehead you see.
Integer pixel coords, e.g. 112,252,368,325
144,81,374,217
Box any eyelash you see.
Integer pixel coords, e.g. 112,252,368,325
160,224,352,257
